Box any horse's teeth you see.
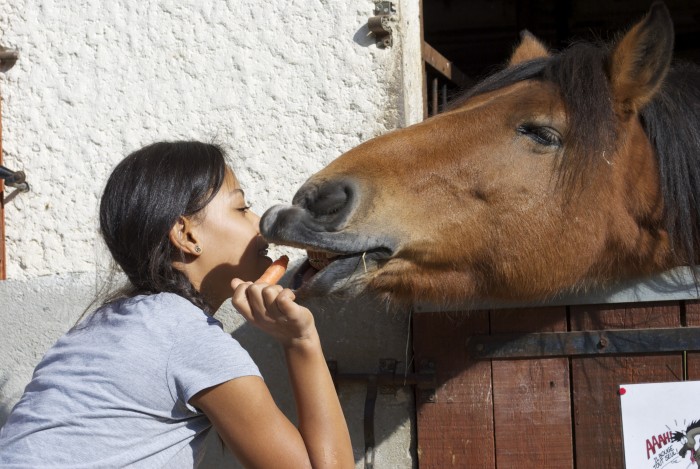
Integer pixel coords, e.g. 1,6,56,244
307,250,334,270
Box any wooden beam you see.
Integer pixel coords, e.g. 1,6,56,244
1,95,5,280
419,0,428,120
422,41,469,88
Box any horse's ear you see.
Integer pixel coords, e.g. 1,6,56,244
508,30,550,66
607,1,674,116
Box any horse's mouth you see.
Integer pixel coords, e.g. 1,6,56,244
259,201,397,297
291,247,392,296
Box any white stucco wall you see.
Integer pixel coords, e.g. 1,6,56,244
0,1,423,467
1,0,415,278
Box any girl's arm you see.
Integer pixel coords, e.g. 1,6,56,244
190,282,354,469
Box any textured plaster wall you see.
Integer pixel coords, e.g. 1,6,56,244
1,0,407,278
0,1,423,467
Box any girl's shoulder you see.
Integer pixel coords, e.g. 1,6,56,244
107,292,211,321
76,292,220,339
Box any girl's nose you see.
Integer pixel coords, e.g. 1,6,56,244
250,210,262,229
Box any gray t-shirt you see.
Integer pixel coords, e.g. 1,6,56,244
0,292,261,468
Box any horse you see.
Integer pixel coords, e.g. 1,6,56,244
260,2,700,306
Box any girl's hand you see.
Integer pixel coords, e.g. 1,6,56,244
230,279,316,347
205,278,353,469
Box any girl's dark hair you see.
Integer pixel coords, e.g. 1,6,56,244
99,140,228,312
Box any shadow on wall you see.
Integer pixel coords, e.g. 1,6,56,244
209,291,416,468
353,24,377,48
0,375,15,427
0,270,416,467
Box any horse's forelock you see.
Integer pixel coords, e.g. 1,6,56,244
545,43,618,191
455,43,618,192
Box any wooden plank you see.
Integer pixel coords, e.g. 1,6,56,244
491,307,574,468
422,41,469,88
685,300,700,379
570,302,683,469
419,0,428,120
413,310,494,468
0,95,5,280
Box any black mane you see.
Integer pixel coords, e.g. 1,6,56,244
641,61,700,265
458,43,617,190
454,43,700,267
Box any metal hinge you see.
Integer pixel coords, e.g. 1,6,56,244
368,1,397,49
328,358,435,469
0,165,30,204
0,46,19,72
465,326,700,359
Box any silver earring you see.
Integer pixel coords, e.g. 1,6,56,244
194,245,202,253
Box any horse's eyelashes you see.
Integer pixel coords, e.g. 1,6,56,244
517,124,563,148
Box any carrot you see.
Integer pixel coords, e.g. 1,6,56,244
256,255,289,284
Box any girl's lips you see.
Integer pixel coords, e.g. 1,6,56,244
256,236,270,257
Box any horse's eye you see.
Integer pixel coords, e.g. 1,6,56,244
517,124,563,148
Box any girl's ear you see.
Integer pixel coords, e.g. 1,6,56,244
169,216,202,256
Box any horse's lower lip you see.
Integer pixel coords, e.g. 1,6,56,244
292,260,319,290
291,248,392,296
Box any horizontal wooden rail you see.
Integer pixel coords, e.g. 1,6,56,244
422,41,469,88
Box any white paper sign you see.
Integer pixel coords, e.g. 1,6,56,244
620,381,700,469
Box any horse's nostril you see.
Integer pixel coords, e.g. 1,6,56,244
294,179,358,228
307,184,349,216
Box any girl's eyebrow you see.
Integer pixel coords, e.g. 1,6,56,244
232,188,245,197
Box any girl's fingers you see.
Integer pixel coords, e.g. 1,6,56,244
274,289,298,314
245,284,276,321
232,279,282,323
261,285,285,313
232,281,306,341
231,280,254,319
278,288,296,303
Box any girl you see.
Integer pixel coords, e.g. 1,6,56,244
0,141,353,468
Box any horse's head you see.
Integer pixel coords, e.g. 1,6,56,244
262,2,698,304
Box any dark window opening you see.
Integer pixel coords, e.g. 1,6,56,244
422,0,700,116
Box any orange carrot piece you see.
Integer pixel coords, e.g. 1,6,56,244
256,255,289,284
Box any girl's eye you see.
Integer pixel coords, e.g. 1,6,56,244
237,204,252,213
517,124,563,148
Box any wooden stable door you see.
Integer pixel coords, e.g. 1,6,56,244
412,301,700,468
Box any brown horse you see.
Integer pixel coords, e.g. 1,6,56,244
261,2,700,305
